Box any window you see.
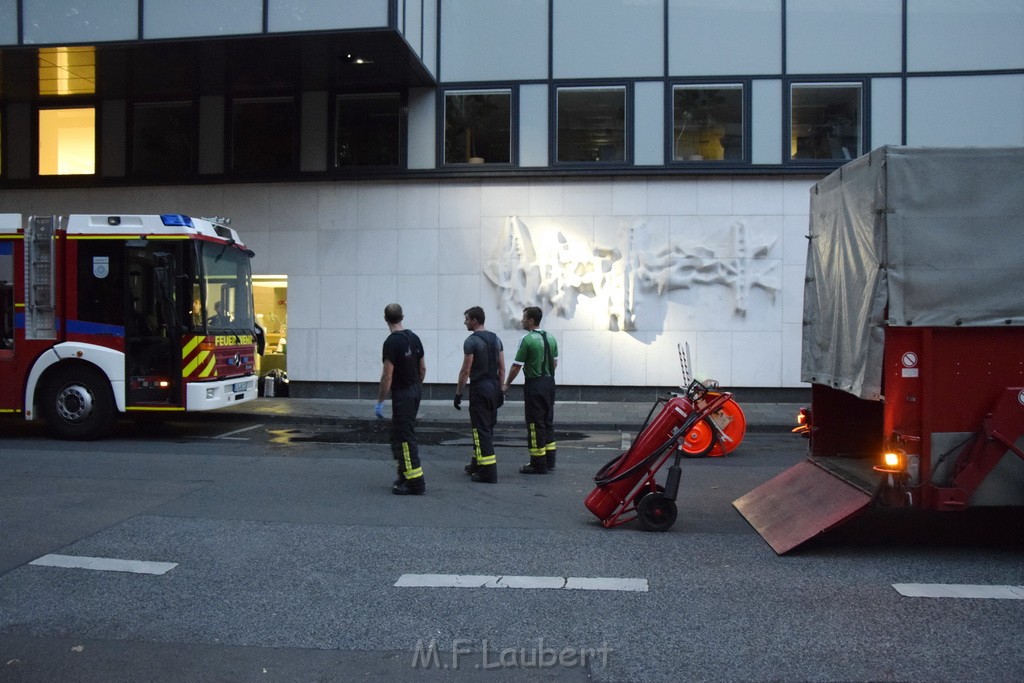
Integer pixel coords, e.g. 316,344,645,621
133,102,193,178
443,90,511,165
335,93,401,167
231,97,295,173
39,108,95,175
556,86,626,163
790,83,863,161
38,46,95,96
672,85,744,162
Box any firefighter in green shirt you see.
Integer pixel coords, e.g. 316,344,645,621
503,306,558,474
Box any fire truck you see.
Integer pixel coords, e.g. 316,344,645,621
0,213,260,439
735,147,1024,554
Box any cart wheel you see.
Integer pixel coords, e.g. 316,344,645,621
637,493,677,532
708,399,747,457
635,483,665,505
681,417,717,458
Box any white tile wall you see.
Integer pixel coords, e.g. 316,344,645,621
0,176,814,388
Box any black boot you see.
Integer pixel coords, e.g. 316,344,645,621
393,477,425,495
464,458,479,475
470,464,497,483
546,450,556,471
519,456,549,474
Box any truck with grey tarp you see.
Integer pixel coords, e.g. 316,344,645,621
734,146,1024,554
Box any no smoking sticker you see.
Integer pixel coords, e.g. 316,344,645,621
901,351,919,378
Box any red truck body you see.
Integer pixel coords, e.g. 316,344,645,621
735,148,1024,553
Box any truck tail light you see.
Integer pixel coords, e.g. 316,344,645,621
791,407,811,436
874,449,906,474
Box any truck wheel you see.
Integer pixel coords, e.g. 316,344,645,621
41,365,117,440
637,493,677,532
681,417,717,458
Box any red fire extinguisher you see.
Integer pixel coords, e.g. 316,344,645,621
585,395,712,524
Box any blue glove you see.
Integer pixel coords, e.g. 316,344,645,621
453,394,462,410
374,401,385,419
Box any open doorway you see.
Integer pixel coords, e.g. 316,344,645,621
254,275,287,389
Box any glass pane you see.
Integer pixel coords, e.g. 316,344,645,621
557,87,626,163
790,84,862,160
444,90,511,165
231,98,295,173
38,46,96,96
673,86,744,161
201,244,254,332
133,102,193,178
39,108,95,175
335,93,400,167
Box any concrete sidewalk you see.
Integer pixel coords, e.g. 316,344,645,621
212,396,803,432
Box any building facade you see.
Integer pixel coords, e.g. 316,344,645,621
1,0,1022,397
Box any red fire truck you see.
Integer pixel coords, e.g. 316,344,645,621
735,147,1024,554
0,213,260,439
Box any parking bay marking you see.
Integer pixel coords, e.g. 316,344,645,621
30,554,177,575
893,583,1024,599
395,574,648,592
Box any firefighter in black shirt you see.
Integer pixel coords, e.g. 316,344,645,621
377,303,427,495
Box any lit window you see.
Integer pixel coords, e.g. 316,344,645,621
790,83,862,161
38,47,96,96
335,93,401,167
557,87,627,163
231,98,295,173
673,85,744,162
39,108,95,175
133,102,193,178
443,90,511,165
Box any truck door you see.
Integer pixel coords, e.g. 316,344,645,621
124,242,183,408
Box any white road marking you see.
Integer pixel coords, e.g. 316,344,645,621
30,554,177,575
395,573,648,592
893,583,1024,599
211,424,263,439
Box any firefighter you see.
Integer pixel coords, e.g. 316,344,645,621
376,303,427,495
454,306,505,483
503,306,558,474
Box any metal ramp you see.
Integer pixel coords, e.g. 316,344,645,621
733,459,880,555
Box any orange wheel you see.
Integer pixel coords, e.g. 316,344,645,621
708,399,746,456
680,418,716,458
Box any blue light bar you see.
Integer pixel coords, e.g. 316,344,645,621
160,214,194,227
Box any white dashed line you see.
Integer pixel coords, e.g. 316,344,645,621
210,424,263,440
395,573,648,592
30,554,177,575
893,583,1024,599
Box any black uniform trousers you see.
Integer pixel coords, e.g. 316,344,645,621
524,375,556,458
469,377,499,466
390,383,423,481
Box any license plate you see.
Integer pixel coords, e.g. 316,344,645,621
232,381,249,392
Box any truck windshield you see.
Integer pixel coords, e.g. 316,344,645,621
199,243,254,332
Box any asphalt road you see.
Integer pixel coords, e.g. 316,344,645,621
1,417,1022,682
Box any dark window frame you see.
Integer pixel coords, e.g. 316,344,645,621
440,87,516,168
551,82,632,167
332,91,404,170
130,100,196,179
227,95,298,176
785,78,869,165
668,81,749,165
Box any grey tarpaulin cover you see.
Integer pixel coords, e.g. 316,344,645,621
801,146,1024,400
